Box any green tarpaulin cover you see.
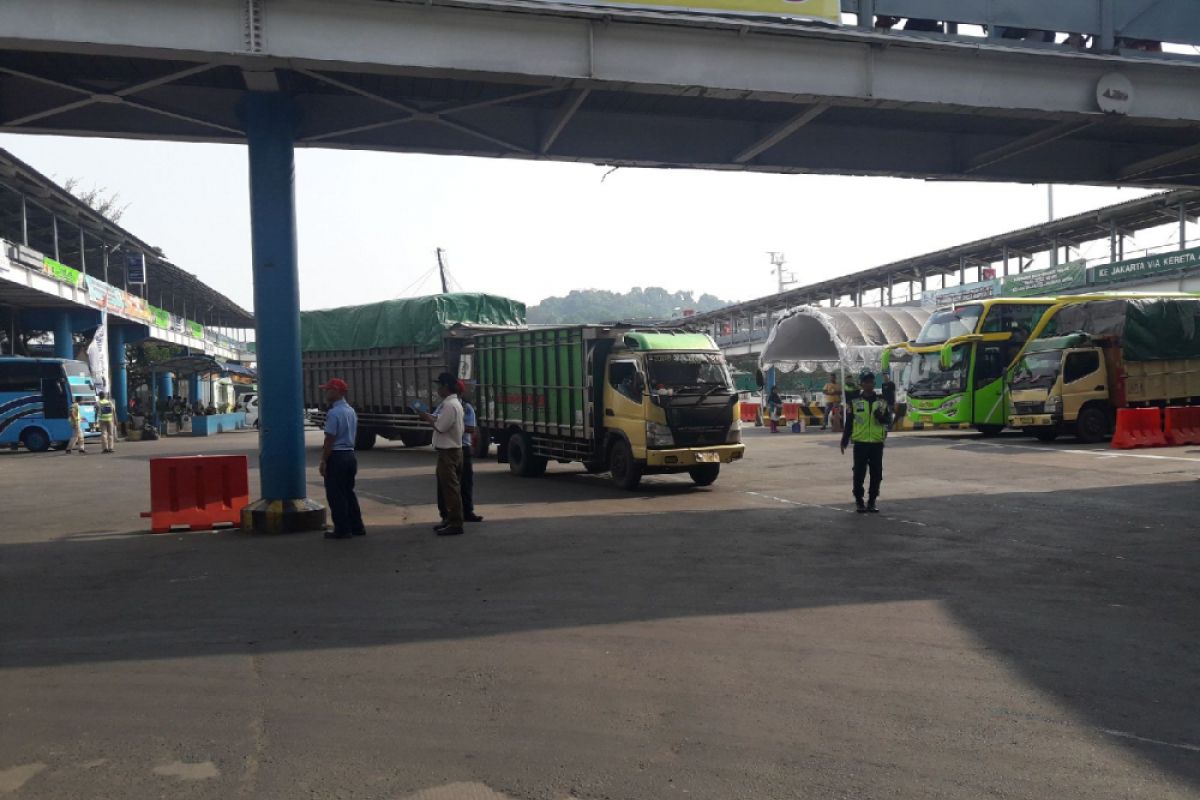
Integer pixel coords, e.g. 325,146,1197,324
1043,298,1200,361
301,293,526,352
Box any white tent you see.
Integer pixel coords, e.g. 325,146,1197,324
759,305,931,374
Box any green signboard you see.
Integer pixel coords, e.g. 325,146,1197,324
43,257,82,287
1088,246,1200,286
1001,260,1086,297
149,306,171,329
187,321,204,339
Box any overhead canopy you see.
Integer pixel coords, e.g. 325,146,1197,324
152,354,256,379
760,306,930,373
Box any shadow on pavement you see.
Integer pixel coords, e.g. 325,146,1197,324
2,481,1198,786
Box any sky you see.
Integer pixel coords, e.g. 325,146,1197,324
0,133,1179,314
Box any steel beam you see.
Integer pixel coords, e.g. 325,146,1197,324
733,102,830,164
540,88,590,154
1119,142,1200,181
964,120,1099,174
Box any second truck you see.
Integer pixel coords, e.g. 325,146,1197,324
471,325,745,489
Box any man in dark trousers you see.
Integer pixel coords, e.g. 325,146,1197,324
436,380,484,525
840,371,892,513
319,378,366,539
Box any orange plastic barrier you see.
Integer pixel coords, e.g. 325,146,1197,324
141,455,250,533
1164,406,1200,447
1110,407,1166,450
739,402,760,424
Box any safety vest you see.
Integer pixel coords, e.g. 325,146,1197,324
69,403,81,425
98,400,115,422
850,396,889,444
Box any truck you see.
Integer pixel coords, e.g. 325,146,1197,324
1008,298,1200,442
300,293,526,450
471,326,745,489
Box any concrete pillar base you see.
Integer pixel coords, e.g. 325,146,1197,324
241,497,326,534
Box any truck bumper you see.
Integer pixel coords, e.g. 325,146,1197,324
1010,414,1055,428
645,444,745,468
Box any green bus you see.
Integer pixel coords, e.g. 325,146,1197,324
885,293,1196,435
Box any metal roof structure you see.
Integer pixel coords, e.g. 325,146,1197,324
679,188,1200,329
1,0,1199,187
0,148,253,328
759,305,930,371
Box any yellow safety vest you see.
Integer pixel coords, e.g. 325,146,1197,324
850,397,889,444
98,400,115,422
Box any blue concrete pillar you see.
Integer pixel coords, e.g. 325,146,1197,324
53,311,74,360
188,373,202,404
239,92,325,532
157,371,175,402
109,326,129,423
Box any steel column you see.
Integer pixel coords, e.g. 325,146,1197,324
19,194,27,246
189,372,203,403
1109,220,1118,262
1182,203,1188,250
108,325,128,422
51,215,59,262
239,91,325,531
53,311,73,359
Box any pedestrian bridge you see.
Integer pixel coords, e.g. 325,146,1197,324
2,0,1200,187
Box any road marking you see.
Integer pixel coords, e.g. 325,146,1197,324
1100,728,1200,753
744,492,928,526
968,441,1200,464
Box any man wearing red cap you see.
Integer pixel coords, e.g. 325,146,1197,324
319,378,365,539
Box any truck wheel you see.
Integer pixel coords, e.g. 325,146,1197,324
1076,406,1110,444
399,430,433,448
21,428,51,453
582,461,608,474
689,464,720,486
508,431,547,477
354,429,377,450
975,425,1004,437
1032,428,1059,443
608,439,643,490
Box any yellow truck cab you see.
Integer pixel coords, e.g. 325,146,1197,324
1008,298,1200,442
473,326,745,490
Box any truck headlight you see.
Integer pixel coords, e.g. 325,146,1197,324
1044,396,1061,414
727,418,742,444
646,421,675,448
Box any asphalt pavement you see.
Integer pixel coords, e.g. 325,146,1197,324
2,425,1199,799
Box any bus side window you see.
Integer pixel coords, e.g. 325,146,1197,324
1063,352,1100,384
0,362,40,393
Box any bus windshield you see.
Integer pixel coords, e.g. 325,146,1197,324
914,305,984,345
1010,351,1063,391
645,352,732,392
907,346,969,399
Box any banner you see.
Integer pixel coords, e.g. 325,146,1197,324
86,310,111,396
150,305,171,329
1088,246,1200,286
187,321,204,339
125,294,152,324
921,278,1001,308
572,0,838,20
43,257,82,287
1001,260,1087,297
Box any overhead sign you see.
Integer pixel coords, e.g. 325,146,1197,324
577,0,839,21
43,256,83,287
125,251,146,285
1088,246,1200,286
1001,260,1087,297
921,278,1001,308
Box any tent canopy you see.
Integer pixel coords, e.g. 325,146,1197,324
760,306,931,373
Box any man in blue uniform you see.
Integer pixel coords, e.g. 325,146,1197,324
319,378,366,539
840,371,892,513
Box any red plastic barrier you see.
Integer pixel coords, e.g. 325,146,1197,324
1164,406,1200,447
1110,407,1166,450
739,402,759,424
141,455,250,533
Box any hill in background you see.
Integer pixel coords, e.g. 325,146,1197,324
527,287,734,324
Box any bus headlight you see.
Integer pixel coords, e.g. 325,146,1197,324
646,421,675,448
938,397,962,413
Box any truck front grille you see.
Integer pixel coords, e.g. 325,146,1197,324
1013,401,1045,415
671,426,730,447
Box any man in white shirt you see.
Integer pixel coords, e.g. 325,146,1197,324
418,372,465,535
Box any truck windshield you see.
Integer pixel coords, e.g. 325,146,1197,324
915,306,984,345
1010,352,1062,391
907,346,968,399
646,353,732,392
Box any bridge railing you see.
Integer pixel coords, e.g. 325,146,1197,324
840,0,1200,53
